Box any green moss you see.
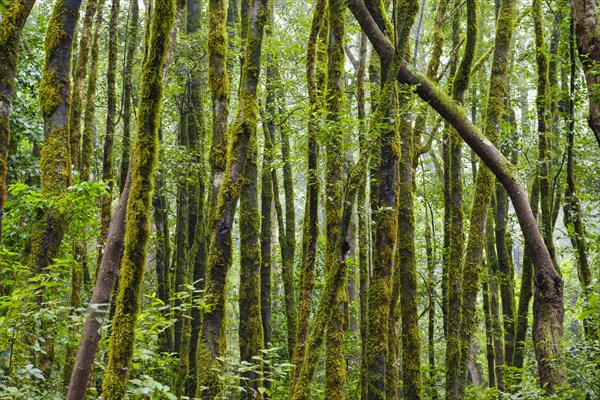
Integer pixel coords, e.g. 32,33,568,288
39,71,62,117
43,0,67,59
68,0,100,163
101,0,175,397
207,0,230,172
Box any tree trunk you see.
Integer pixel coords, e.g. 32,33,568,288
348,2,565,390
571,0,600,148
0,0,36,245
66,158,132,400
196,0,267,396
67,0,99,166
118,0,139,195
290,0,324,393
99,0,120,273
101,0,175,396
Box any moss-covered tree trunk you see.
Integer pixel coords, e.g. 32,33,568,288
237,1,267,397
513,177,538,371
196,0,267,396
100,0,176,396
63,0,105,383
67,0,99,166
571,0,600,149
445,0,477,397
118,0,139,195
78,3,104,183
290,0,324,392
174,104,190,356
259,93,274,396
356,30,370,400
564,20,595,340
485,209,505,390
185,0,209,395
531,0,567,391
99,0,120,271
28,0,83,378
495,183,516,365
363,52,404,400
0,0,36,245
482,276,496,388
456,0,513,393
425,208,439,400
349,1,566,389
323,1,346,398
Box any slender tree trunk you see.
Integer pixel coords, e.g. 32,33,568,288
486,205,505,391
348,2,566,390
571,0,600,148
68,0,99,166
118,0,139,195
0,0,36,245
445,0,477,396
290,0,324,393
185,0,208,395
482,276,496,388
324,1,347,398
79,3,104,182
196,0,268,396
356,31,370,400
66,159,132,400
425,206,439,400
153,129,173,352
101,0,176,396
495,183,516,365
564,19,596,340
99,0,120,274
513,177,538,370
259,106,274,397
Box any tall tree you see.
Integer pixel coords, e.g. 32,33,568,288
196,0,268,396
291,0,325,391
27,0,83,377
238,0,268,396
0,0,36,244
349,0,566,391
457,0,514,395
101,0,176,396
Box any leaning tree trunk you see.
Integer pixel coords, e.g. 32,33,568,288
66,158,132,400
101,0,176,397
348,1,565,391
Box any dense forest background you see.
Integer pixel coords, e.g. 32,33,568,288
0,0,599,398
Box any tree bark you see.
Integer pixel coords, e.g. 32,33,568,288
196,0,268,396
0,0,36,245
101,0,175,396
66,159,132,400
571,0,600,148
348,2,565,390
